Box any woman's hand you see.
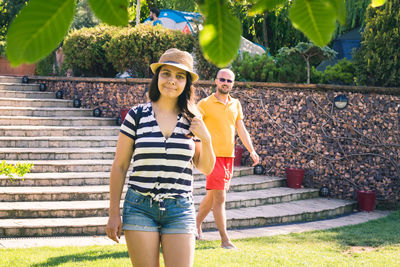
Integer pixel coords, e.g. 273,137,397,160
189,117,211,142
106,214,122,243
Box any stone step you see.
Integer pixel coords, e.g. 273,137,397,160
0,107,92,117
0,167,253,187
0,125,120,137
0,198,356,237
0,76,24,83
0,116,116,126
0,187,318,219
202,198,356,231
5,159,116,173
0,136,118,148
0,175,280,201
0,97,71,108
0,90,55,99
0,83,39,91
0,147,116,160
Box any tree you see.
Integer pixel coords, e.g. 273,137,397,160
279,42,337,84
354,0,400,87
4,0,387,68
70,0,100,30
0,0,29,41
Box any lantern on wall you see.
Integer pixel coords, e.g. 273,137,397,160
39,83,46,92
22,76,29,83
73,98,81,108
55,90,64,99
334,95,348,109
93,108,102,117
254,164,266,175
319,186,330,197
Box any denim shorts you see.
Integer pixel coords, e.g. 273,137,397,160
122,188,196,235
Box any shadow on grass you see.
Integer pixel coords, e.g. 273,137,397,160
233,210,400,249
31,251,129,267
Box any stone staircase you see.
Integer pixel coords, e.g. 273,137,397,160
0,76,356,237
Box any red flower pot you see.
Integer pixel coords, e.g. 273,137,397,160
234,145,244,167
120,108,130,122
357,190,376,212
285,168,305,189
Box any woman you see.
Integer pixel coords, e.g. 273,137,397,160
106,48,215,267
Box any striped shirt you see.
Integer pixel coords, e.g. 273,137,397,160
120,102,196,202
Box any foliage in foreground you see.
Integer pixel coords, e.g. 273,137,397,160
1,211,399,267
0,160,33,183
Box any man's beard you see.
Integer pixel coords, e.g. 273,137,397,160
217,86,231,94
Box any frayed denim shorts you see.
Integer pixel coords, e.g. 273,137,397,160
122,188,196,235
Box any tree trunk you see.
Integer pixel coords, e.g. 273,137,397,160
306,58,310,84
136,0,141,25
262,12,269,49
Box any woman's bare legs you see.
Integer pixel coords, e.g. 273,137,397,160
161,233,195,267
125,230,161,267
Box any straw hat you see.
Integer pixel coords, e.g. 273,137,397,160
150,48,199,82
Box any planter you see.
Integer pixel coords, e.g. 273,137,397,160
120,108,130,122
234,145,244,167
285,168,305,189
357,190,376,212
0,56,36,76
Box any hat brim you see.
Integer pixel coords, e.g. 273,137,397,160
150,62,199,82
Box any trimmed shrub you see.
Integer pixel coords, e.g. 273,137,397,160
106,24,194,78
231,52,276,82
63,25,121,77
321,58,356,85
35,51,56,76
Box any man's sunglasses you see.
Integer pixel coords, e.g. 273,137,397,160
218,78,233,83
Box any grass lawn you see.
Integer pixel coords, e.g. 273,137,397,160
2,211,399,267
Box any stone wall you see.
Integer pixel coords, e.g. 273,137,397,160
31,76,400,208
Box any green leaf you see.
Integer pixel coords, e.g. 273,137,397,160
249,0,286,16
87,0,128,26
328,0,346,25
289,0,337,47
6,0,76,66
371,0,386,7
199,0,242,67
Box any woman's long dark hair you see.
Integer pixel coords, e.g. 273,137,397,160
149,67,199,120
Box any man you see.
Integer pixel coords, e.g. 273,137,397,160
149,7,162,26
196,69,260,249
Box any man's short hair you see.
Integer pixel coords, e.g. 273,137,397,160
150,7,160,17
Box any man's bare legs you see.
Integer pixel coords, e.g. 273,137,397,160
196,189,235,248
196,190,213,238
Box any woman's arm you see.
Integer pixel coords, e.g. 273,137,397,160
190,117,215,175
106,133,134,243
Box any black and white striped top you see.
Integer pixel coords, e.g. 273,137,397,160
120,102,195,201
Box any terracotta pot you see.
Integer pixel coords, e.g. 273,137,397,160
285,168,305,189
120,108,131,122
357,190,376,212
0,56,36,76
234,145,244,167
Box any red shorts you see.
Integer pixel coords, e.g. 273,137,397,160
206,157,234,190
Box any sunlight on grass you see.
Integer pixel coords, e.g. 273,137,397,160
1,211,399,267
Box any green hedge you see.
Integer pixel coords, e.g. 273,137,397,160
312,58,356,85
63,24,194,78
106,24,194,78
63,25,121,77
231,51,306,83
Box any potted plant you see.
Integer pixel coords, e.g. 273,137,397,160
356,189,376,212
285,167,305,189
